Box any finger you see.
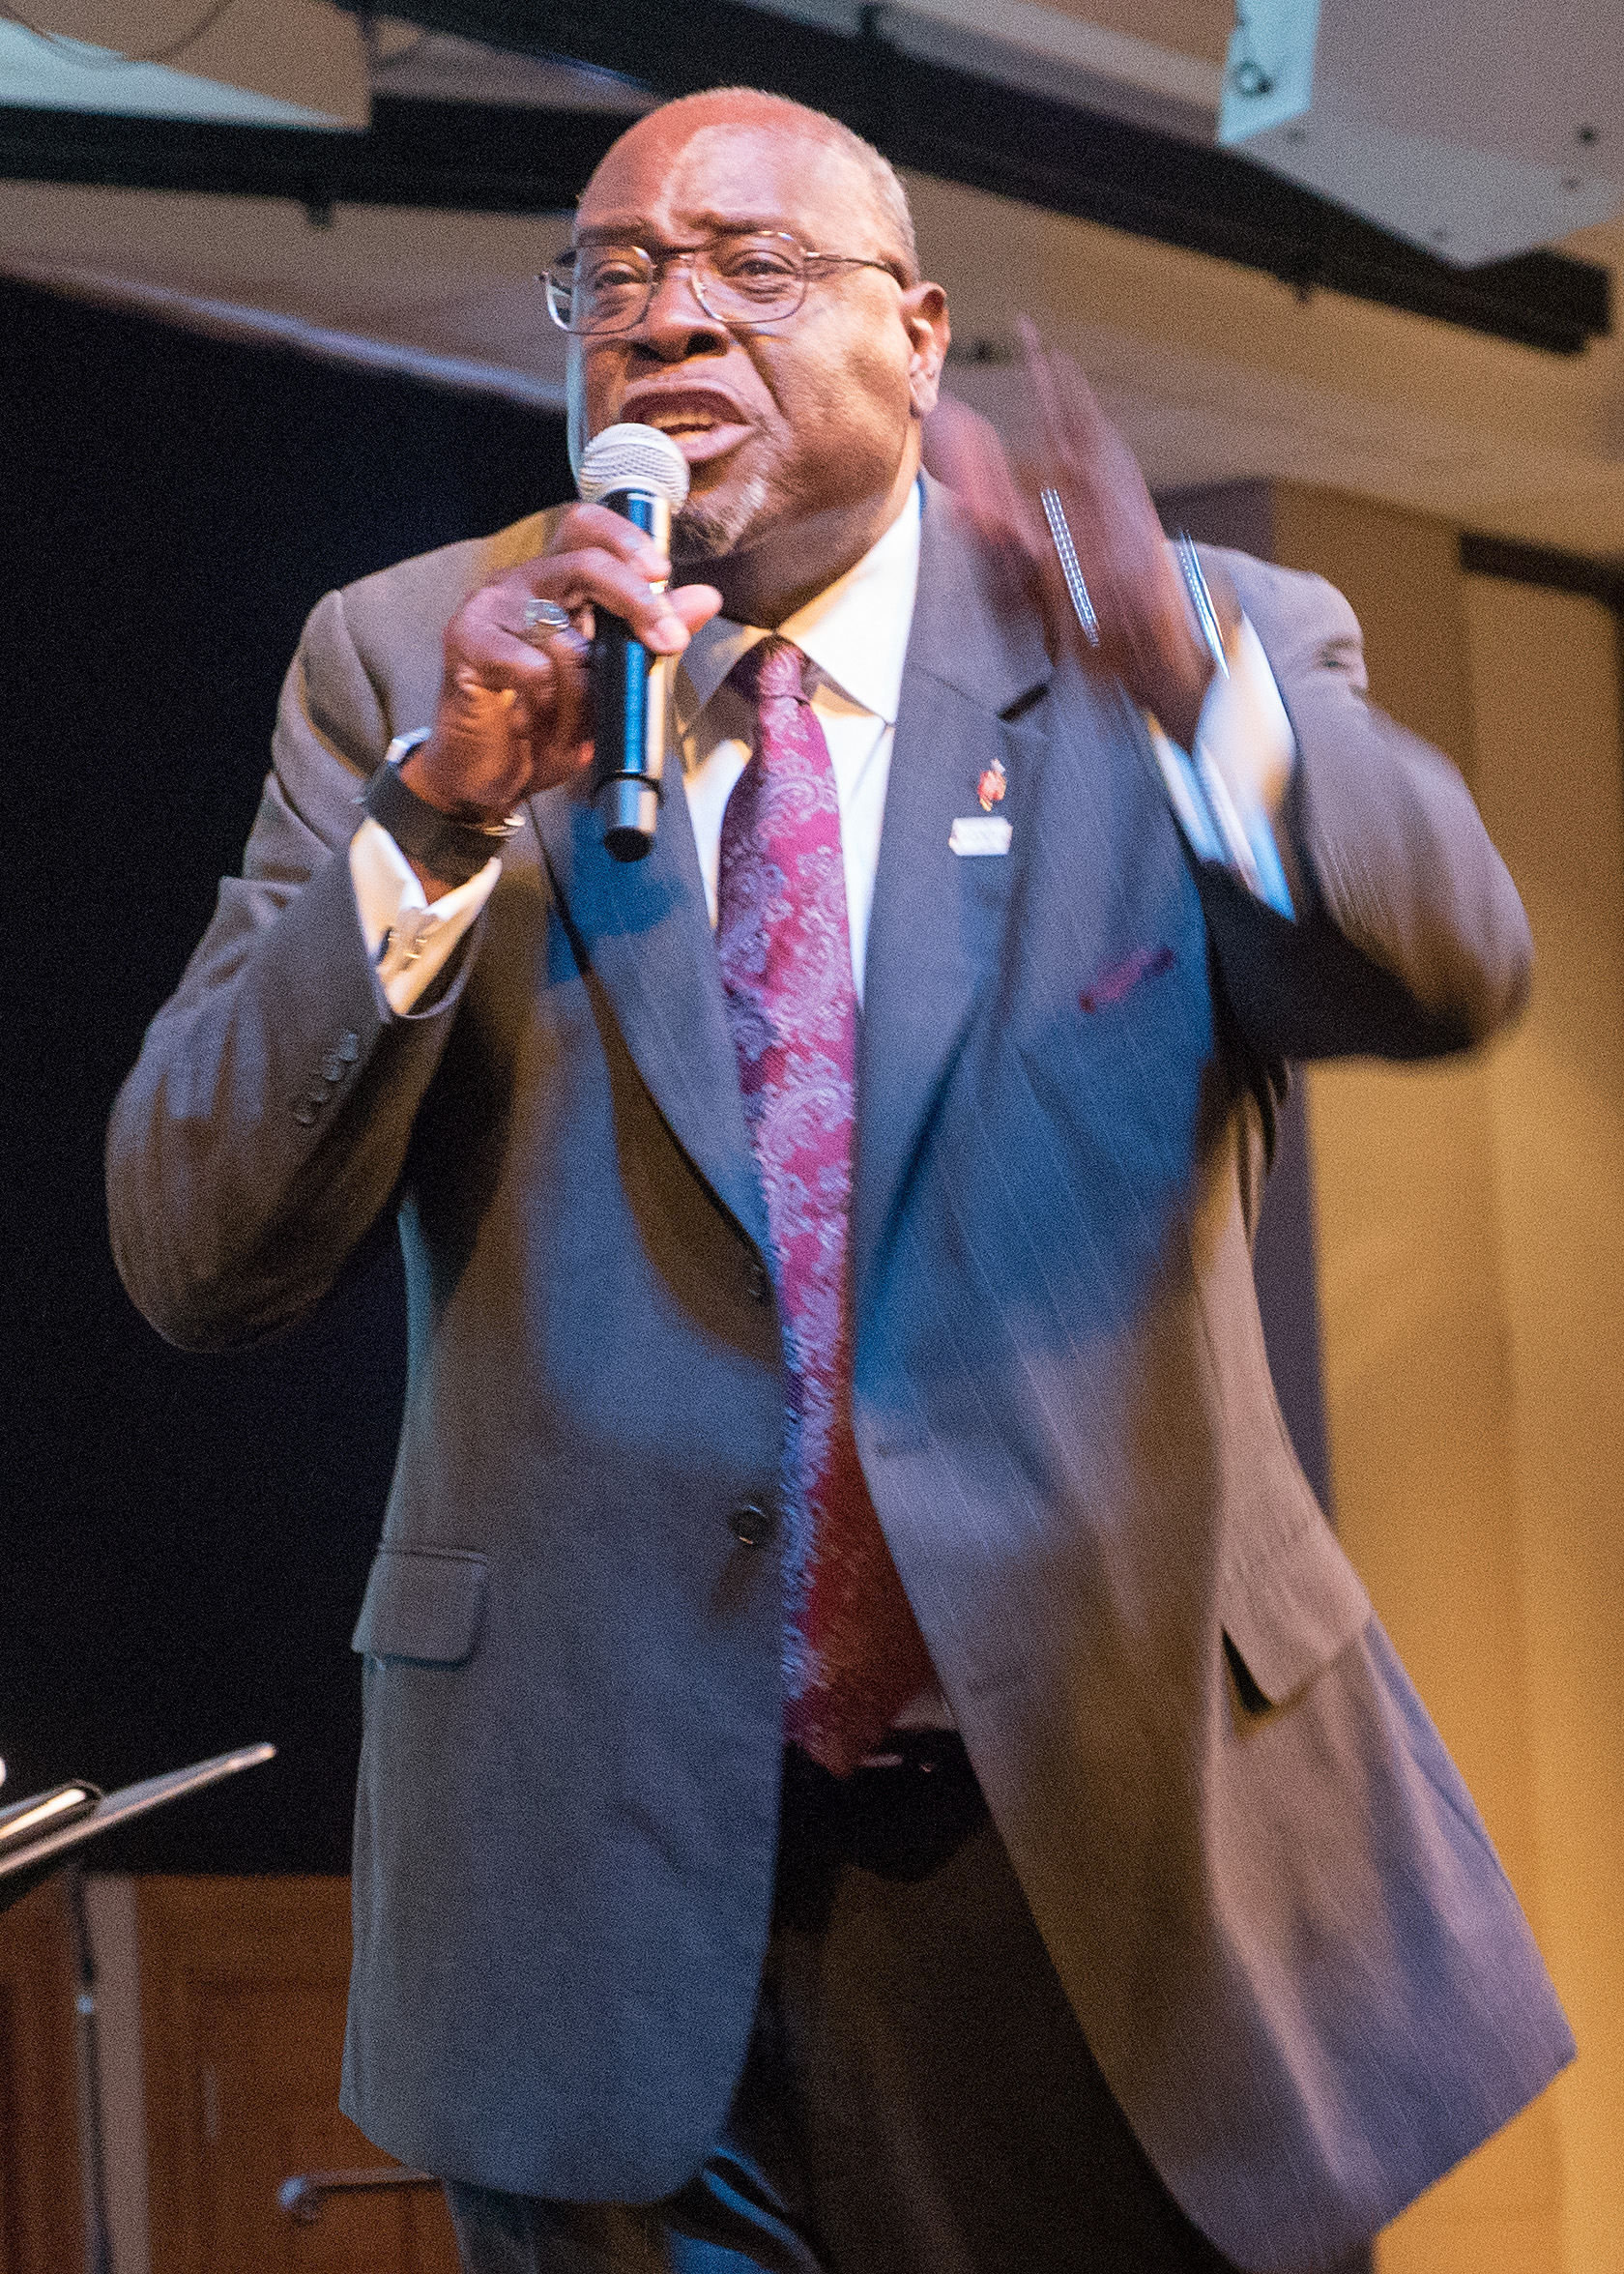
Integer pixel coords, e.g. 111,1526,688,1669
534,629,591,758
920,392,990,488
1016,316,1078,477
431,637,568,799
1015,324,1127,533
475,625,589,719
926,394,1022,526
538,503,672,581
1036,338,1115,460
1010,456,1147,677
1026,347,1161,564
438,671,522,744
668,582,723,636
552,735,594,790
510,548,690,653
1000,330,1205,705
925,395,1051,618
1015,348,1167,614
1032,542,1113,676
449,630,590,780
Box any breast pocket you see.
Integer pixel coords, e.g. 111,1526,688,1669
350,1543,489,1668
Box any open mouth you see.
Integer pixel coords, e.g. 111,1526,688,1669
625,392,754,467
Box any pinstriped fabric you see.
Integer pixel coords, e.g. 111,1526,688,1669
716,635,934,1776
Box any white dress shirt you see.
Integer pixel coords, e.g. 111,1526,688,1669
351,482,1298,1020
673,480,921,1006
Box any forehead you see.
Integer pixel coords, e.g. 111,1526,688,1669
576,117,874,246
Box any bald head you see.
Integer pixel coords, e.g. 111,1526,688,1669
584,88,919,284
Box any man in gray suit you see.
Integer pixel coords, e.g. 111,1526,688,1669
107,84,1571,2274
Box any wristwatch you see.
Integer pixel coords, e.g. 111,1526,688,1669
362,731,525,889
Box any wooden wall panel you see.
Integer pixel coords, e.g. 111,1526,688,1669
135,1878,457,2274
1464,574,1624,2274
1273,487,1571,2273
0,1880,85,2274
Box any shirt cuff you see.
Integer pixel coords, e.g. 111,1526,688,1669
350,816,500,1014
1148,614,1298,918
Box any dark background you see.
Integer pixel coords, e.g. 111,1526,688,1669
1,277,1326,1875
3,277,572,1872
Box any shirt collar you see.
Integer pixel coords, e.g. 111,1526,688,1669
678,479,922,727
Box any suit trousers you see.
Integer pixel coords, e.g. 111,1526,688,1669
442,1734,1290,2274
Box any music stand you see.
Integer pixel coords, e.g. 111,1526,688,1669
0,1744,276,1911
0,1745,276,2274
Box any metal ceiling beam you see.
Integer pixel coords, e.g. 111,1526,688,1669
0,97,611,219
0,0,1610,356
1460,533,1624,613
358,0,1610,354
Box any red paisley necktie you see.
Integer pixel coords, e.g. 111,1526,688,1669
715,634,936,1777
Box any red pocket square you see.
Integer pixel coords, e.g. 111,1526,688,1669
1080,944,1175,1014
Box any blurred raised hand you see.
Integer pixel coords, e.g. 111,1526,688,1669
924,321,1232,751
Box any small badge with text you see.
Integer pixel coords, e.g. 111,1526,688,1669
949,816,1013,857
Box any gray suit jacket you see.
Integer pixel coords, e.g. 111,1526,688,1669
107,478,1572,2271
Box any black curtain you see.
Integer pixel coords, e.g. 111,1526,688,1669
2,278,571,1871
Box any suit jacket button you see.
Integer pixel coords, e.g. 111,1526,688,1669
743,1259,770,1303
335,1031,361,1063
292,1098,319,1125
320,1051,348,1083
733,1503,774,1548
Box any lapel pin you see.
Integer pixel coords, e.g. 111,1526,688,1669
977,759,1007,812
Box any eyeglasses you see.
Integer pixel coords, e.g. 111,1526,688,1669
541,230,902,336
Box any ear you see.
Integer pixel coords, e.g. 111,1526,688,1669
901,282,950,420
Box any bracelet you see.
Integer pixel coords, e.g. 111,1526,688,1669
362,732,524,889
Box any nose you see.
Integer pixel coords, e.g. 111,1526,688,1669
635,254,729,356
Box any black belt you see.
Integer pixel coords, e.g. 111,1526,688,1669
777,1731,988,1909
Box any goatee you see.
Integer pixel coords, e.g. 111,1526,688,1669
672,475,768,564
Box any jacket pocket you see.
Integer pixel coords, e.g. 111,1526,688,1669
350,1543,489,1667
1220,1513,1371,1708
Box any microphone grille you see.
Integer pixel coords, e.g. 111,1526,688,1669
577,423,691,508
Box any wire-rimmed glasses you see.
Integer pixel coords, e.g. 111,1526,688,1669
541,231,902,335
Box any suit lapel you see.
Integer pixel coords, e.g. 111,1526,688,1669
529,481,1049,1286
854,479,1052,1326
532,759,770,1258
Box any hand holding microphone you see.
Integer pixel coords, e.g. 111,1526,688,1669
575,423,694,860
398,424,718,889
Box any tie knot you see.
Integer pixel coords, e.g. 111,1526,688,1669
728,633,810,708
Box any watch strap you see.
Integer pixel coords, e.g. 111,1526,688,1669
362,733,523,889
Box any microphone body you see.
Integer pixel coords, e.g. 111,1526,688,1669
576,424,691,863
589,489,673,863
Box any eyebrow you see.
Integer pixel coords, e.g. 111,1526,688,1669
573,211,792,245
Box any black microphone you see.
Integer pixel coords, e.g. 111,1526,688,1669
576,423,692,862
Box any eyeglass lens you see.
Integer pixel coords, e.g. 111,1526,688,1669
551,235,807,334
